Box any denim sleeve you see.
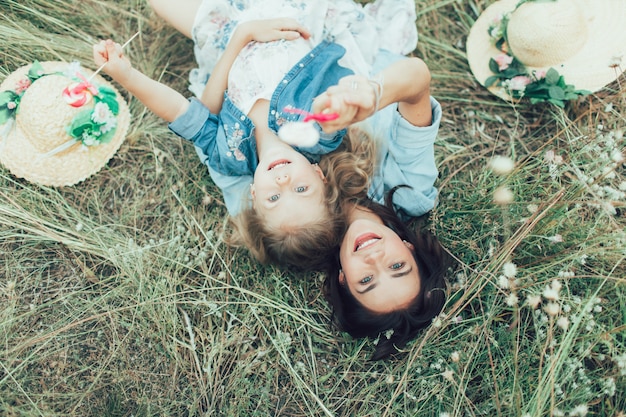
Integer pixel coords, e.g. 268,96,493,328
207,165,251,216
368,97,441,218
168,98,219,157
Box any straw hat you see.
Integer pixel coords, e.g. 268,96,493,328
0,61,130,186
466,0,626,102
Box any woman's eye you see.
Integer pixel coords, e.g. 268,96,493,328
360,275,372,284
391,262,405,270
269,194,280,202
295,186,308,193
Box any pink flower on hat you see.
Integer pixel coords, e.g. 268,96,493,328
533,69,547,80
14,78,31,95
494,53,513,71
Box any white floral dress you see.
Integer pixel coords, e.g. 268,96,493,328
189,0,418,115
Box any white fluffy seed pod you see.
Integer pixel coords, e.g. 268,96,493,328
278,122,320,147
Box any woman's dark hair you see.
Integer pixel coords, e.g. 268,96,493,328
323,188,451,360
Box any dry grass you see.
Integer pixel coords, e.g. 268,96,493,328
0,0,625,416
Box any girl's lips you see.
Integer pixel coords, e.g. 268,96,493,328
354,233,381,252
268,159,291,171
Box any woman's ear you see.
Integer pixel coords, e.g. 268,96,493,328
338,269,346,285
403,240,415,251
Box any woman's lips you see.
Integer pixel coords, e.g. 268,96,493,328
354,233,381,252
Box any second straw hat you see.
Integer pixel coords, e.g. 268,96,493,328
0,61,130,186
466,0,626,103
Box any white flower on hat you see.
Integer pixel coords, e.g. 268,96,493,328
91,102,116,133
506,75,532,92
91,102,113,124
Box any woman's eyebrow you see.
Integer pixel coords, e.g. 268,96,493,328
357,283,377,295
392,265,413,278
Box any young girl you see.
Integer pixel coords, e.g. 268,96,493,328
94,0,419,270
314,52,451,359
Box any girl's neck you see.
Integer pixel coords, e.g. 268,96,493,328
248,98,291,157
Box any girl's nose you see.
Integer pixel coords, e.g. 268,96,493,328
275,174,289,184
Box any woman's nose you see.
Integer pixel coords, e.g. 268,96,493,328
364,249,384,263
275,174,289,184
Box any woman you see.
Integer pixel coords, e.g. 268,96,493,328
315,51,452,360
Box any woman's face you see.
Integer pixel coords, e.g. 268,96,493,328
339,213,421,313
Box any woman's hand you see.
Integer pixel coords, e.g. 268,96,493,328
311,75,378,133
235,18,311,44
313,57,433,131
93,39,132,84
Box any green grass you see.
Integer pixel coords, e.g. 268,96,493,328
1,0,625,416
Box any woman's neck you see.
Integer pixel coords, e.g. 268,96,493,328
348,204,384,224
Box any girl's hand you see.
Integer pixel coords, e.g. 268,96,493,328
93,39,132,84
235,18,311,43
312,75,378,133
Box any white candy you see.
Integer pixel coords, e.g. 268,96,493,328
278,122,320,147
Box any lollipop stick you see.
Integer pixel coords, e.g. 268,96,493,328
88,31,140,82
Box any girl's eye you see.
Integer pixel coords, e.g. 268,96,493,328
269,194,280,202
295,186,308,193
391,262,405,270
360,275,372,284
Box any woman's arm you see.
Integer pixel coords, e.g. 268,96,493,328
313,57,432,131
200,18,311,114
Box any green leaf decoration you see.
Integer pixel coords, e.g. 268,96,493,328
548,98,565,108
68,109,95,138
28,61,45,81
485,76,499,87
489,58,500,74
0,107,12,125
98,127,116,144
545,68,560,85
96,87,119,115
0,90,18,105
548,86,565,100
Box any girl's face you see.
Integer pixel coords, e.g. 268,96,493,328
339,212,421,313
251,145,327,230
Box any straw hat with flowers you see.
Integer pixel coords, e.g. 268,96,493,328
466,0,626,106
0,61,130,186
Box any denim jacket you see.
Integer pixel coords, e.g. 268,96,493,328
169,41,353,179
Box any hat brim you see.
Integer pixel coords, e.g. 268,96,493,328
0,61,130,186
466,0,626,101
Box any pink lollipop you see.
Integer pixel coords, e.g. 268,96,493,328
62,74,98,108
283,106,339,123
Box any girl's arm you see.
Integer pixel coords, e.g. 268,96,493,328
200,18,311,114
93,39,189,122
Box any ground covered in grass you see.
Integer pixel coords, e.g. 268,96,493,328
0,0,624,416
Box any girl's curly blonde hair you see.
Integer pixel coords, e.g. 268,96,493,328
227,125,377,271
